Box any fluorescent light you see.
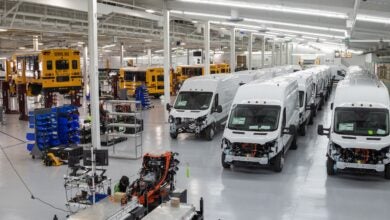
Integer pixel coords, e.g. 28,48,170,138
172,10,346,34
38,43,43,46
145,9,155,13
176,0,348,19
0,57,7,60
266,31,297,38
268,27,345,39
0,28,7,32
292,53,326,56
19,47,26,50
77,41,85,45
102,44,116,48
357,14,390,24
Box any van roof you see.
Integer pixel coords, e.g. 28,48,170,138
334,76,390,108
180,74,238,92
233,76,297,105
282,71,313,89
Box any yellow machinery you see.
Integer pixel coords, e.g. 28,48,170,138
210,64,221,74
145,67,175,97
4,48,82,120
119,67,147,96
10,48,82,95
216,63,230,73
175,65,204,85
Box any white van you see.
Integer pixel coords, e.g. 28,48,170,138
318,72,390,179
167,74,251,140
221,76,300,172
282,71,315,135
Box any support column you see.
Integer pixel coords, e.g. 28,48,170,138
230,28,235,72
279,43,283,66
248,33,253,70
163,0,170,120
204,21,210,75
187,48,190,65
291,43,294,65
83,46,88,108
261,36,265,68
88,0,101,150
285,42,289,65
33,36,39,51
271,39,275,67
120,43,124,67
147,48,152,67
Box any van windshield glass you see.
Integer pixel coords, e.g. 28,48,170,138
174,92,213,110
228,105,280,131
334,107,389,136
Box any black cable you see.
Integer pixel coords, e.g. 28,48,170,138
0,146,71,214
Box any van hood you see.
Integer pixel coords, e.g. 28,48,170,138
331,132,390,150
223,128,279,144
170,108,209,119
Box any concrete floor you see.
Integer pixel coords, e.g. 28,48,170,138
1,95,390,220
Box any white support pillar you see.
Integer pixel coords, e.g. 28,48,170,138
204,21,210,75
230,28,235,72
285,43,289,65
187,48,190,65
33,36,39,51
290,43,294,65
248,33,253,70
147,49,152,67
88,0,100,205
83,46,88,108
279,43,283,66
120,43,124,67
271,39,275,67
261,36,265,68
163,0,170,120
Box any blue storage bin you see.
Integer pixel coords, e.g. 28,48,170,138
88,194,107,203
27,143,34,152
26,133,35,141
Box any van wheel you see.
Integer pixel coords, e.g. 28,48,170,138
299,125,306,136
221,152,231,169
385,164,390,179
272,151,284,172
170,131,178,139
205,124,215,141
327,156,336,176
290,136,298,150
308,114,314,125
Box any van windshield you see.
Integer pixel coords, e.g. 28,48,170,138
228,105,280,131
334,107,389,136
174,92,213,110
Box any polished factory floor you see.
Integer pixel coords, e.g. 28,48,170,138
1,94,390,220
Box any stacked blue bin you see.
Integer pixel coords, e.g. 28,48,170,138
26,110,60,152
135,85,152,109
57,105,80,145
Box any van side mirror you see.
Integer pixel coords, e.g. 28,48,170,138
214,105,222,113
330,103,333,110
283,125,296,135
166,103,172,112
317,125,330,137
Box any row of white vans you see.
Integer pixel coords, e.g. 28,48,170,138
166,65,334,173
166,65,390,179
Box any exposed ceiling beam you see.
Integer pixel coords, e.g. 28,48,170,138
2,1,23,20
347,0,361,38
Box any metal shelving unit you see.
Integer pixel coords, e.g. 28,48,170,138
102,100,143,159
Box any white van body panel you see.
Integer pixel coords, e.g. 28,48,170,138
169,74,251,136
222,76,300,166
327,70,390,172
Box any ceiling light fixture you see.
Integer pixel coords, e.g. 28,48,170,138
145,9,155,13
102,44,116,48
0,28,7,32
176,0,348,19
18,47,26,50
268,27,345,39
356,14,390,24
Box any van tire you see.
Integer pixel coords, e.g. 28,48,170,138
327,156,336,176
272,151,284,172
299,125,306,136
385,164,390,179
205,124,215,141
170,131,178,139
290,136,298,150
221,152,231,169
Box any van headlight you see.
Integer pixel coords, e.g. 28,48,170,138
265,139,278,152
221,138,232,149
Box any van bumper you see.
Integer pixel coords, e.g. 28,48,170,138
336,162,385,172
224,155,269,165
